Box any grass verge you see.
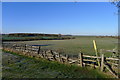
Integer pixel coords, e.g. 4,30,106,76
2,50,111,78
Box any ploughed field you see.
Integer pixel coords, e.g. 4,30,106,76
9,36,118,57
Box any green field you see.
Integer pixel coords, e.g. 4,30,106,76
14,36,118,57
2,36,118,78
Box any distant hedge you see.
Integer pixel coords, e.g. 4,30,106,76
2,36,75,41
2,33,62,37
2,33,75,41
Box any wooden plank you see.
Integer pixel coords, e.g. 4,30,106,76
104,64,118,78
107,62,119,66
83,59,96,62
61,55,67,59
69,59,78,62
83,55,101,59
83,62,99,68
53,51,59,55
69,60,78,64
106,58,119,61
68,58,72,61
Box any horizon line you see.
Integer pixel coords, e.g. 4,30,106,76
1,32,118,36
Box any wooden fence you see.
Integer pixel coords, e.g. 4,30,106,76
2,43,119,78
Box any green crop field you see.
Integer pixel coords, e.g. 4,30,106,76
14,36,118,57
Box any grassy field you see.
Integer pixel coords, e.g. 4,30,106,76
15,36,118,57
2,50,111,78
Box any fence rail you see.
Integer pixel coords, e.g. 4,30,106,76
2,42,119,78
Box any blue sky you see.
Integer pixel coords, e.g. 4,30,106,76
2,2,118,35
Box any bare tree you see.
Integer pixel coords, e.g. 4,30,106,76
110,0,120,8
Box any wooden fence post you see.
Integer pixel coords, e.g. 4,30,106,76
37,46,41,54
53,53,57,61
44,51,48,59
20,44,22,51
50,50,56,61
101,53,104,72
58,53,61,62
41,52,44,58
58,53,64,63
66,54,69,63
61,58,64,63
79,52,83,67
24,44,26,50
